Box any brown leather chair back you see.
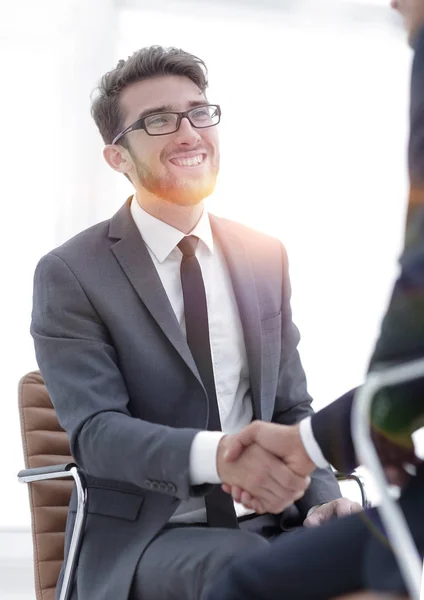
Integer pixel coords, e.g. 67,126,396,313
18,371,74,600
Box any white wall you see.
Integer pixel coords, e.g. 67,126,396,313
0,0,412,528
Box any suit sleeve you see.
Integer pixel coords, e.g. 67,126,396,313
31,252,205,501
271,244,341,516
310,389,358,473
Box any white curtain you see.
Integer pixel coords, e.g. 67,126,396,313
1,0,411,527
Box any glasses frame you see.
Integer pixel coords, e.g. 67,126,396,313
112,104,221,145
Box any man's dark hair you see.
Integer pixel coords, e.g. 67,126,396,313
90,46,208,147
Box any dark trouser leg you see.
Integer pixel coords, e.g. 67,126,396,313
129,523,269,600
364,467,424,594
205,510,375,600
206,471,424,600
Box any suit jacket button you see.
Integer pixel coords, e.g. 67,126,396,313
151,481,160,491
159,482,168,492
143,479,152,489
167,483,177,494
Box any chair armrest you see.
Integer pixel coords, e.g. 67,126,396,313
18,463,77,483
335,470,370,509
17,463,87,600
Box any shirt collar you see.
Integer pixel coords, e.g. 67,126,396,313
130,195,214,263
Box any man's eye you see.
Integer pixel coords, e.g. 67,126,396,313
147,115,173,127
192,109,209,120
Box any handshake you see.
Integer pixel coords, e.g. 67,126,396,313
216,421,316,516
216,419,422,520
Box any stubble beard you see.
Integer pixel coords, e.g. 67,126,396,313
134,152,219,206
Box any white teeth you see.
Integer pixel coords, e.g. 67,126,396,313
171,155,204,167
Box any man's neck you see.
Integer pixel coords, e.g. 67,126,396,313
135,192,205,234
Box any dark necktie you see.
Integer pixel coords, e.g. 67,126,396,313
178,235,239,529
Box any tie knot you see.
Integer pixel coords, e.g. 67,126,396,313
178,235,199,257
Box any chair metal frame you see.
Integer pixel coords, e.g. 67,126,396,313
352,357,424,600
18,463,88,600
335,470,370,509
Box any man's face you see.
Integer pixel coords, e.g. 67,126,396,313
118,75,220,206
391,0,424,44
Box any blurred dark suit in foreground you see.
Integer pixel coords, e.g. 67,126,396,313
206,21,424,600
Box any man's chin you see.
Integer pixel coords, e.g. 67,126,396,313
156,180,216,206
162,191,212,207
136,160,218,206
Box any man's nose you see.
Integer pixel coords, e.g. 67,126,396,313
174,116,201,144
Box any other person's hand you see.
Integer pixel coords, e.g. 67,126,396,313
216,434,311,514
371,427,423,487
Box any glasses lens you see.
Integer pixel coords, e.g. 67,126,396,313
145,113,179,135
189,105,220,128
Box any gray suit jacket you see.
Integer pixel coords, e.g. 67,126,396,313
31,199,340,600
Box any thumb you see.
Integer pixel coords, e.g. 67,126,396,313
223,438,245,462
224,424,258,462
303,504,333,528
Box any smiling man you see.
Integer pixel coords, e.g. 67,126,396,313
30,47,350,600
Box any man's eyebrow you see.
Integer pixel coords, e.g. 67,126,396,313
187,100,209,108
136,100,208,120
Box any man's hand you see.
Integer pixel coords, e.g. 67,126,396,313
222,421,316,478
371,427,423,487
216,434,311,514
303,498,363,528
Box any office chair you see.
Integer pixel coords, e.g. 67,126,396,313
17,371,86,600
17,370,369,600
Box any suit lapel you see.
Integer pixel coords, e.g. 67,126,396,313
210,215,263,419
108,200,202,385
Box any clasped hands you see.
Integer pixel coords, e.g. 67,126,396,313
216,421,362,527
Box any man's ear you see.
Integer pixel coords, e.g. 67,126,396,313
103,144,133,176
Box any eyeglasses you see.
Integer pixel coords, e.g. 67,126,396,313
112,104,221,145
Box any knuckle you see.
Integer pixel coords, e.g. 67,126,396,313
253,500,263,513
302,475,311,488
250,420,260,434
241,490,251,502
294,489,305,501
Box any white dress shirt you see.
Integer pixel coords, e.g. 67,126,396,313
130,197,328,523
299,417,329,468
130,197,254,521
